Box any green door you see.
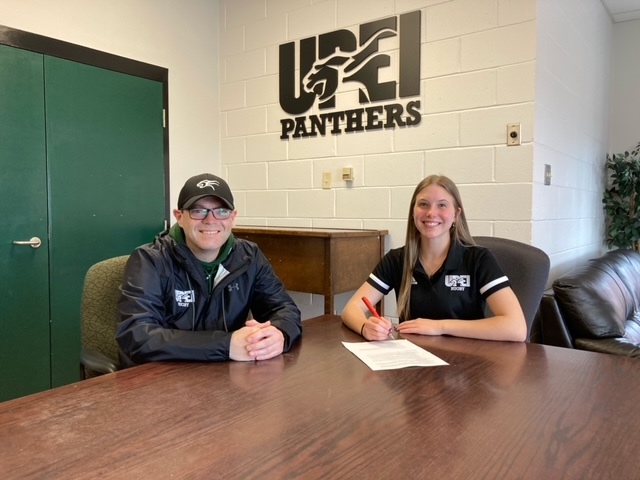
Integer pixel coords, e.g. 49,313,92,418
0,46,165,400
45,56,165,388
0,45,51,401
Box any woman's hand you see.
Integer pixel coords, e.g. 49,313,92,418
394,318,444,336
361,316,394,341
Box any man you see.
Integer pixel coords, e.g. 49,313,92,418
116,173,302,366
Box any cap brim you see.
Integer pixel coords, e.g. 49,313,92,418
182,194,234,210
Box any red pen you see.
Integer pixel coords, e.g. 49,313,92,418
361,297,393,338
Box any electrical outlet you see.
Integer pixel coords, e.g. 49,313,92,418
322,171,331,189
507,123,521,146
342,167,354,182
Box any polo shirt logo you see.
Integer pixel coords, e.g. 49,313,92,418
445,275,470,291
175,289,194,307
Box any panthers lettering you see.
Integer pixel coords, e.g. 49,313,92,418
279,101,421,139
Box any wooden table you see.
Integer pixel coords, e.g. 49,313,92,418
2,315,640,479
233,226,387,314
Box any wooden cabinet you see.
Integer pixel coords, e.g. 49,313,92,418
234,227,387,314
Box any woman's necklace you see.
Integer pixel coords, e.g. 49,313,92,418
420,254,446,278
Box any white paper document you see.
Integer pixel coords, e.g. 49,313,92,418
342,340,449,371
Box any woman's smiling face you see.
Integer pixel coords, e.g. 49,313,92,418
412,184,459,240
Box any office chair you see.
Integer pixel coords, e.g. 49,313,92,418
80,255,129,379
473,236,550,342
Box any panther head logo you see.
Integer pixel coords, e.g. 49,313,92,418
302,27,396,105
196,179,220,192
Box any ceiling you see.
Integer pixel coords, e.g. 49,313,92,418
601,0,640,22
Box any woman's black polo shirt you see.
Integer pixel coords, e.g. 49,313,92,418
366,240,509,321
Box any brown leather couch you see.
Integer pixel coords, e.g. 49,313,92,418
532,249,640,357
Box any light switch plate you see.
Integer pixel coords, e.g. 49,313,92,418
544,164,551,186
322,172,331,189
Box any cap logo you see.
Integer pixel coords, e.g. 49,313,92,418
197,179,220,191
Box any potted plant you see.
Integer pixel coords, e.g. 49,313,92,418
603,142,640,252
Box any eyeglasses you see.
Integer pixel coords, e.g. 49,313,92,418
185,207,233,220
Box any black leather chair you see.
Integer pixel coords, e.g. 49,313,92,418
535,249,640,356
79,255,128,378
474,236,550,342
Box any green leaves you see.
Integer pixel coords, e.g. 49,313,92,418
603,142,640,251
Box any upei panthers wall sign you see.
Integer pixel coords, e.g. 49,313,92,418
279,10,421,140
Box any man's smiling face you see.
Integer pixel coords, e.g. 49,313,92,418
174,196,237,262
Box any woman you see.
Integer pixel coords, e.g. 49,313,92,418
342,175,526,342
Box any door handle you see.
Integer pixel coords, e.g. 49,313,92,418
12,237,42,249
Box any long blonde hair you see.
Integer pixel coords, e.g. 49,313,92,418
396,175,474,321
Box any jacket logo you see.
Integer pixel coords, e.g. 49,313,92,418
227,282,240,292
175,289,195,307
445,275,470,291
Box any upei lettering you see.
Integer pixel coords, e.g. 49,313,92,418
445,275,471,289
279,10,421,140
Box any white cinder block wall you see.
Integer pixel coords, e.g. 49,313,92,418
220,0,539,318
610,18,640,153
533,0,612,279
0,0,626,321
